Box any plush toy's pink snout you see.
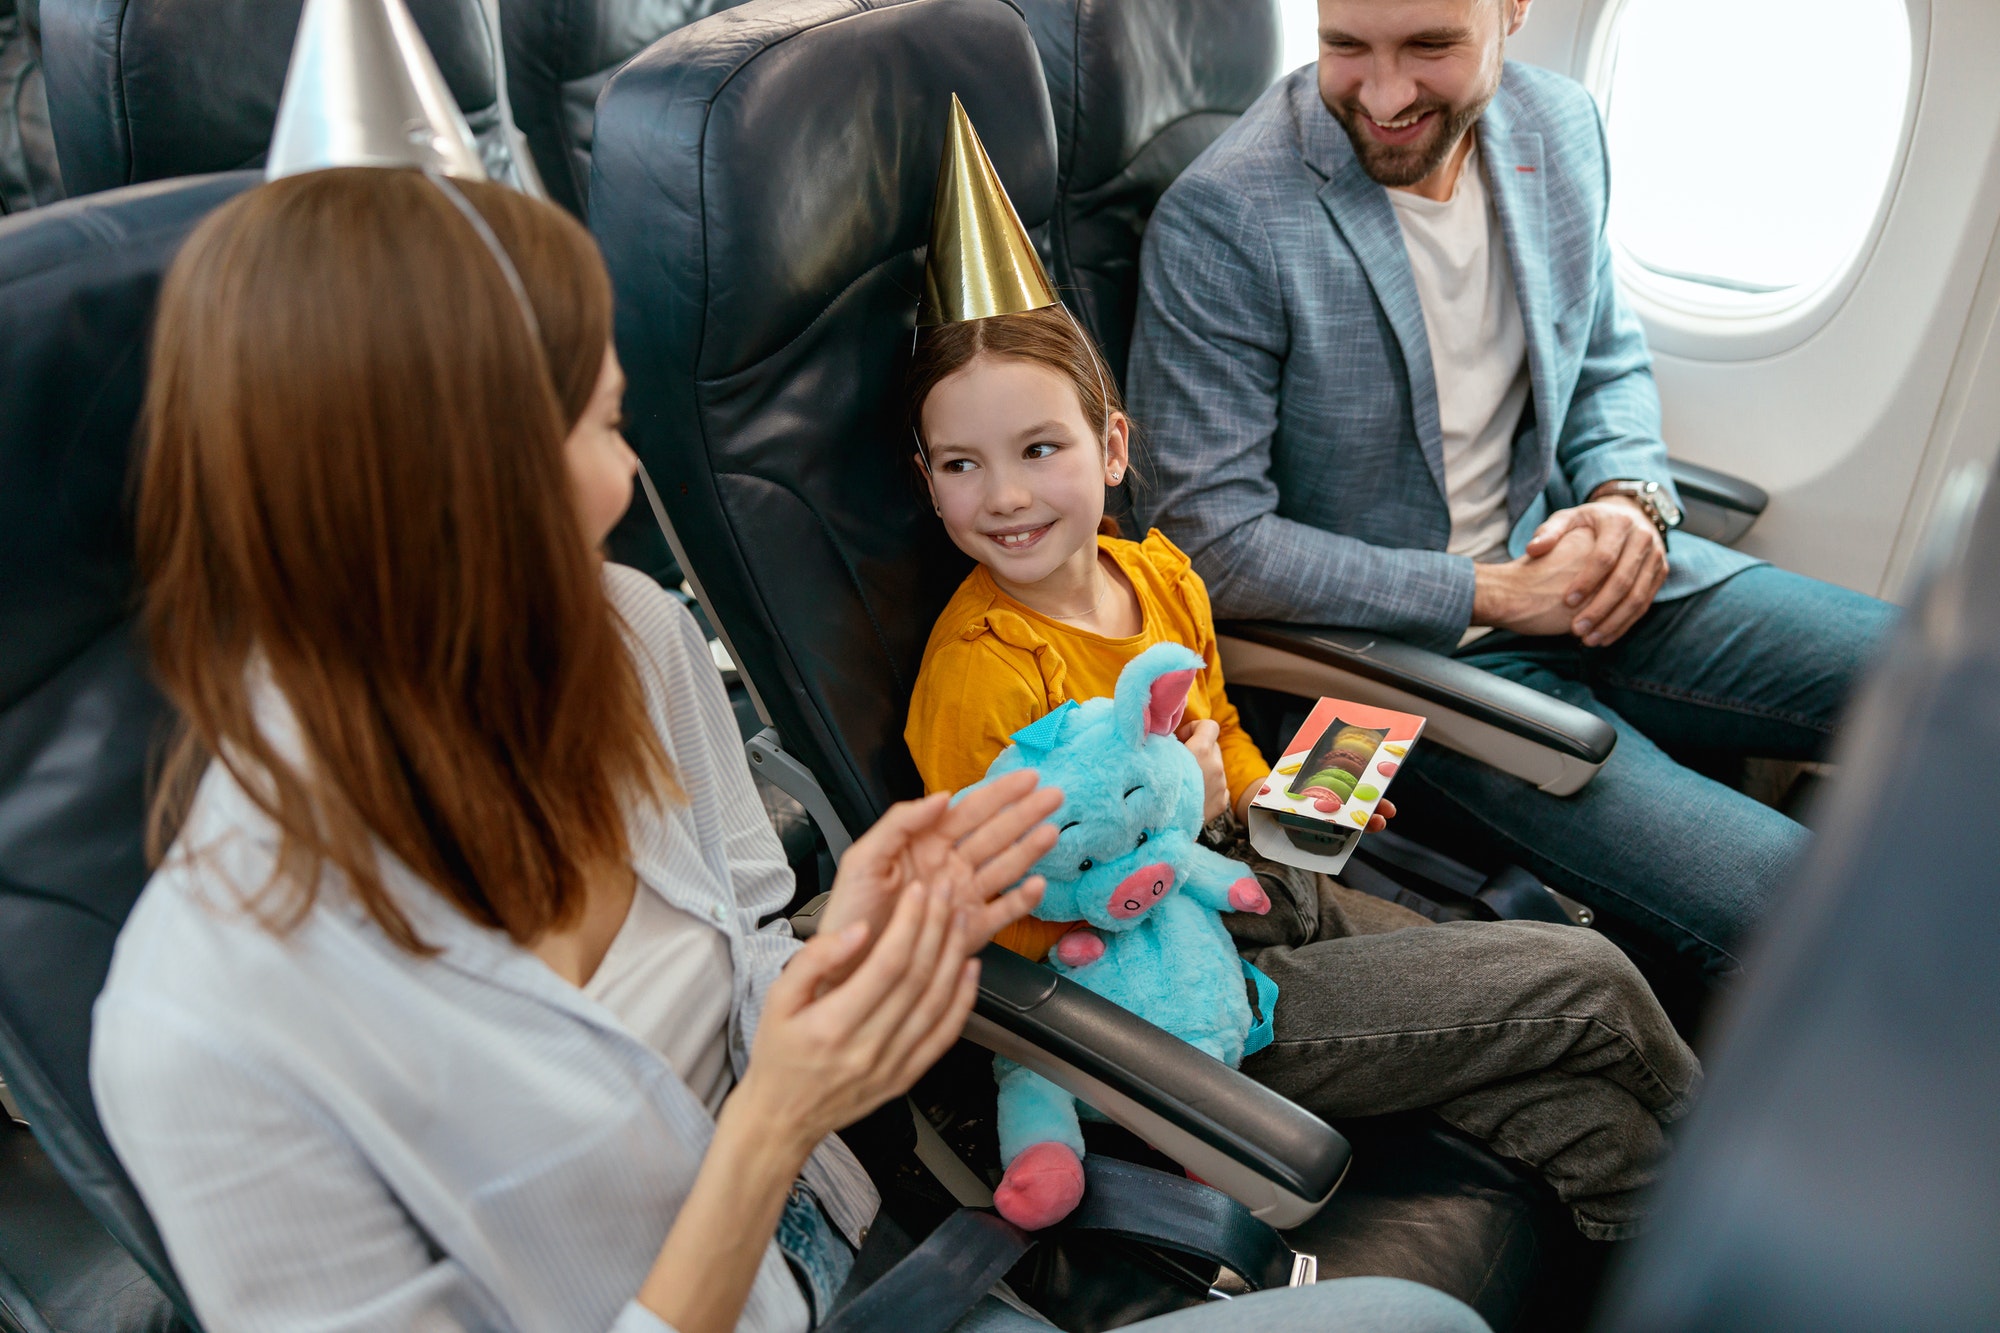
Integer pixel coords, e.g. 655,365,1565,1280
1108,862,1175,919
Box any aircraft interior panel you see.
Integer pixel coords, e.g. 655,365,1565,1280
4,0,1999,1330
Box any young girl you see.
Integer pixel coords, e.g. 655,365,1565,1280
903,305,1391,962
903,305,1702,1243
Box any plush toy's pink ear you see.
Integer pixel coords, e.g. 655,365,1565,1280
1145,669,1196,736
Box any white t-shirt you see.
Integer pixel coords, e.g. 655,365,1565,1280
586,880,736,1114
1387,137,1531,565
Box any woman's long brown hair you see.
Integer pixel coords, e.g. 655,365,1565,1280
138,168,674,953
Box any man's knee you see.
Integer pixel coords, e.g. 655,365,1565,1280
1499,922,1662,1019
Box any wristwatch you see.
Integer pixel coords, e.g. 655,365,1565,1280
1595,479,1682,543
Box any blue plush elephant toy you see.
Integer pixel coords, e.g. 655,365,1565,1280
968,642,1275,1230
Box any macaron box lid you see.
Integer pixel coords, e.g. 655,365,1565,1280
1246,698,1425,874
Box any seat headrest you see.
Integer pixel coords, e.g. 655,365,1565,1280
500,0,750,216
1022,0,1280,382
592,0,1056,833
40,0,499,195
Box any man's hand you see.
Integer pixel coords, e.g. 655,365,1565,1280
1523,494,1668,647
1472,526,1601,637
1175,718,1229,824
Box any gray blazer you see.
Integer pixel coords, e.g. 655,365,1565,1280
1128,64,1757,655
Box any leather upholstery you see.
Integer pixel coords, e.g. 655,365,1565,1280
39,0,503,196
0,1121,184,1333
1020,0,1280,385
593,0,1051,838
1598,494,2000,1329
0,170,259,1330
0,0,65,211
500,0,748,217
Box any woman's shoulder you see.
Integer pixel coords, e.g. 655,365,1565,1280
604,561,702,643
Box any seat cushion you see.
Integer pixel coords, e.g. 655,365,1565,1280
0,1121,183,1333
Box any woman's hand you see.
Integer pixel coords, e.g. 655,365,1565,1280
639,882,978,1333
1176,719,1229,824
737,874,981,1158
815,771,1061,960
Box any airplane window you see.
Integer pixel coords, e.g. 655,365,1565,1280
1278,0,1321,77
1594,0,1913,308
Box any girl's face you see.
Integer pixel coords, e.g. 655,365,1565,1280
919,353,1129,589
565,344,640,549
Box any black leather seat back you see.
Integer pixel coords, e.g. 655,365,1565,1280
1598,492,1992,1331
40,0,502,196
0,170,255,1321
1019,0,1280,386
591,0,1056,837
501,0,748,217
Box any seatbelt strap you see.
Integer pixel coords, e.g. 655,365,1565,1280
819,1157,1309,1333
1066,1157,1301,1292
818,1207,1030,1333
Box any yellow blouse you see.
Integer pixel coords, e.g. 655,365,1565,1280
905,531,1270,960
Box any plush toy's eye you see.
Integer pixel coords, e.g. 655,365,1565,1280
1136,830,1150,848
1078,858,1094,873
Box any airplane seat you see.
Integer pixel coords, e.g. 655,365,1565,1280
0,0,65,212
590,2,1588,1325
0,171,259,1333
37,0,535,197
1593,475,2000,1332
1017,0,1281,393
498,0,751,217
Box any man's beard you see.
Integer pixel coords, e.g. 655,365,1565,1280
1328,94,1491,189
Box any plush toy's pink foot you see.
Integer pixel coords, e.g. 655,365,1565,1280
994,1142,1086,1230
1228,877,1270,914
1053,927,1105,967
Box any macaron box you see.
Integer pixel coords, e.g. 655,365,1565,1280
1246,698,1426,874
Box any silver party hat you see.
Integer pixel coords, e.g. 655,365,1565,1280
266,0,487,182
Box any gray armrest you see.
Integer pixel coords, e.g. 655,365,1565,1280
970,945,1350,1229
1216,622,1616,795
1670,458,1769,547
772,732,1349,1229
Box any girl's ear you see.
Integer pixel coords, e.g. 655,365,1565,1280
1104,412,1131,486
914,451,939,512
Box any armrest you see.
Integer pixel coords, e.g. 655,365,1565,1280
967,945,1351,1229
1670,458,1769,547
1216,622,1616,795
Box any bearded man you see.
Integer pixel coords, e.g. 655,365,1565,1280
1127,0,1893,987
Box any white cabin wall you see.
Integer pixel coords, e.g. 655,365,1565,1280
1506,0,2000,602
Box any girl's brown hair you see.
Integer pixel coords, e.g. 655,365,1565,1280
138,168,674,953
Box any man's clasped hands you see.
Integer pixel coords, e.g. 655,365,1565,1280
1473,491,1669,648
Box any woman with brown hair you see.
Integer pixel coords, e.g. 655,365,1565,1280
90,168,1489,1333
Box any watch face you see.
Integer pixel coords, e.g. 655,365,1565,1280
1656,492,1683,526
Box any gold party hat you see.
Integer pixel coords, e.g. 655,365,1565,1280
917,95,1059,327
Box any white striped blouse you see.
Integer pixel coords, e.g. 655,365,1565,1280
91,563,878,1333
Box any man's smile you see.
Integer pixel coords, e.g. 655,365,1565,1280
1362,108,1437,145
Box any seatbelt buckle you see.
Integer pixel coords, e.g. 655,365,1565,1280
1289,1252,1318,1287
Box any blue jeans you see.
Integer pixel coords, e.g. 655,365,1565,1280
951,1277,1489,1332
1398,565,1894,977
